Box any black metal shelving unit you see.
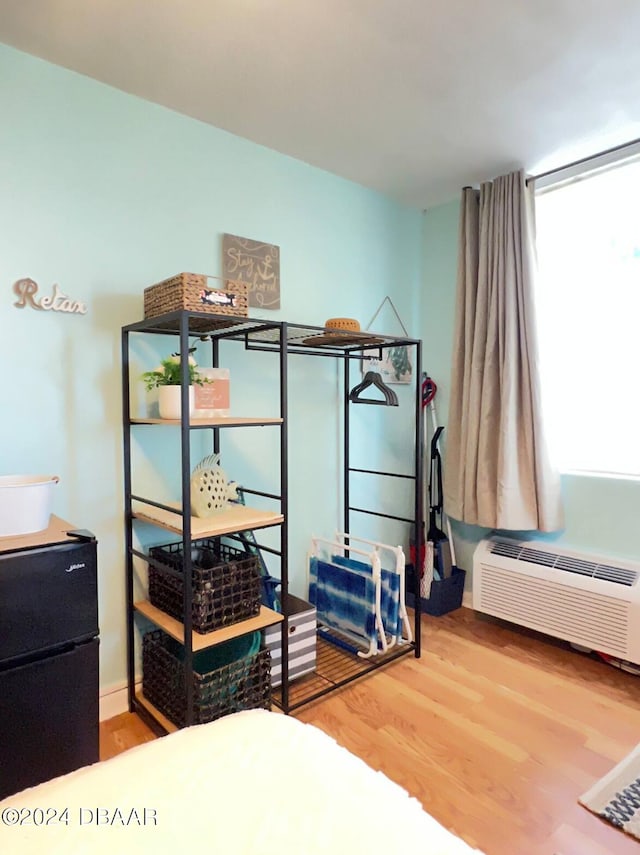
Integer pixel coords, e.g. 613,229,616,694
122,309,422,728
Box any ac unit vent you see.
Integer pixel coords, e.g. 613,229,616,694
474,537,640,665
489,541,638,587
477,566,630,656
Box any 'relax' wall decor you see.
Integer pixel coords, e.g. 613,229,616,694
222,233,280,309
13,278,87,315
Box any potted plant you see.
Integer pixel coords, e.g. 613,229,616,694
141,351,210,419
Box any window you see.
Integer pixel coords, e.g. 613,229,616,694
534,154,640,477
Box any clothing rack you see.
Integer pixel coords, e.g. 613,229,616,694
280,323,423,708
123,311,423,720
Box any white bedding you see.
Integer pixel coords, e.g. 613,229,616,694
0,710,481,854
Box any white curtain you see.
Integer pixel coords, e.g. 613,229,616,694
444,170,563,531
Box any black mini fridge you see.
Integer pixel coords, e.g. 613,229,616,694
0,517,99,799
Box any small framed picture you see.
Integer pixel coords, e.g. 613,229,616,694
193,368,231,417
362,345,412,384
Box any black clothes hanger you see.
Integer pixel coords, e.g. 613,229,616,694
349,371,399,406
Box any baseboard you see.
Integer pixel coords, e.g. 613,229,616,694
99,678,141,722
462,590,473,609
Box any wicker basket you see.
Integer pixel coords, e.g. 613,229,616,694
143,273,249,320
148,540,261,634
143,629,271,728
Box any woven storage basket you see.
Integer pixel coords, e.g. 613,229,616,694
142,629,271,728
148,540,261,634
144,273,249,320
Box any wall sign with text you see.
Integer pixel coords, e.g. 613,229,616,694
12,278,87,315
222,234,280,309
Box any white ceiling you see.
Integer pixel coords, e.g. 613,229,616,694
2,0,640,209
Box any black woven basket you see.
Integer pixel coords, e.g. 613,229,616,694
148,540,261,633
142,629,271,728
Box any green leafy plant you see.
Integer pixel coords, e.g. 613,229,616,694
141,352,210,390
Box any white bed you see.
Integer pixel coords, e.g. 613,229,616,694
0,710,482,854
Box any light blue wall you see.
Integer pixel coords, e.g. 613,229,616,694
0,44,422,690
421,198,640,581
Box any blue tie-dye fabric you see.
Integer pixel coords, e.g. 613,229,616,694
308,557,377,646
331,554,401,640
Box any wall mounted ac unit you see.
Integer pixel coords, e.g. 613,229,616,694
473,537,640,665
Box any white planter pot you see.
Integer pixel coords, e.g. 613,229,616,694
158,386,194,420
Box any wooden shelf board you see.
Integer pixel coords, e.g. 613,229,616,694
135,691,178,733
0,515,81,554
135,600,283,649
130,416,283,427
132,501,284,537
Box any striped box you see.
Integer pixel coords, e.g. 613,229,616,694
264,595,316,688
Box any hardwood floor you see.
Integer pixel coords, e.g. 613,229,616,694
100,708,156,761
100,608,640,854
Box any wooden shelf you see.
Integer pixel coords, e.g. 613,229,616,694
135,691,178,733
0,515,81,554
132,501,284,537
135,600,283,649
130,416,283,427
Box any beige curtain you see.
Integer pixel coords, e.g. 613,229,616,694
444,170,563,531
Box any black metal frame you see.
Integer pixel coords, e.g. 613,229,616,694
122,310,422,726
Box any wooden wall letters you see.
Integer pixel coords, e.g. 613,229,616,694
13,279,87,315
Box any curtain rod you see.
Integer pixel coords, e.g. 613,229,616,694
527,135,640,186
